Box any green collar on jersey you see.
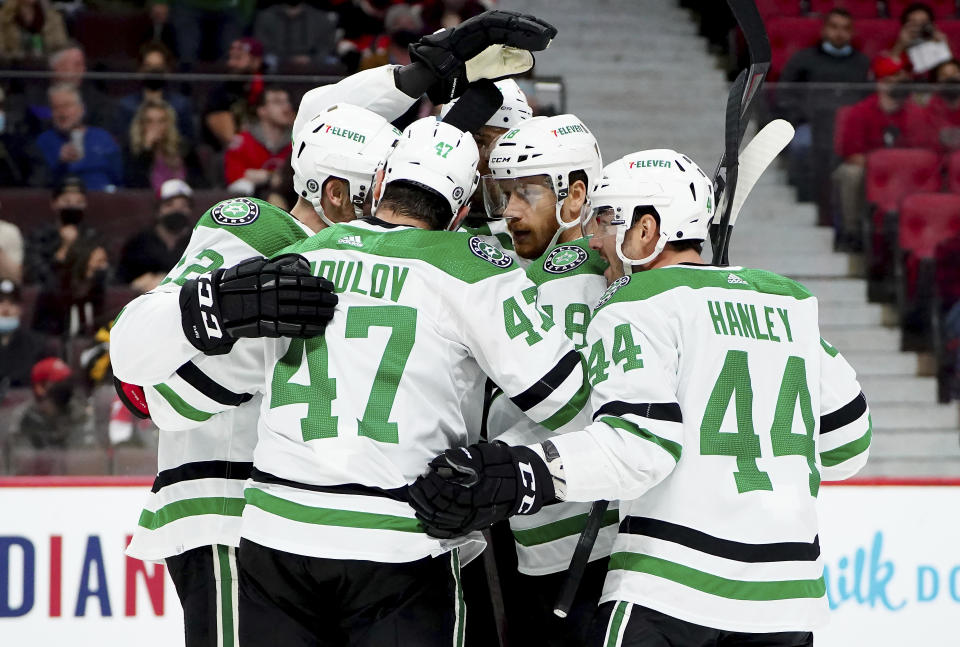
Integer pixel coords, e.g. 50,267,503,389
461,221,515,252
279,221,523,284
196,197,309,257
525,238,608,286
593,266,813,314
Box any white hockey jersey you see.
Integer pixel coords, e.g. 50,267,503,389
487,239,619,576
113,65,420,562
142,219,589,564
116,199,312,561
541,265,871,633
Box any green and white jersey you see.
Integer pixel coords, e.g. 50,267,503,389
144,219,589,563
114,199,311,562
543,265,871,633
487,239,618,576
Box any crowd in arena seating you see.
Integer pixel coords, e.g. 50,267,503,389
684,0,960,402
0,0,495,476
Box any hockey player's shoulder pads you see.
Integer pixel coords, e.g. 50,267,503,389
193,197,311,258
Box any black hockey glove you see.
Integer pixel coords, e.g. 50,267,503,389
407,10,557,104
409,441,555,539
179,254,338,355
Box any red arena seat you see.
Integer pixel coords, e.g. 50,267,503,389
851,18,901,61
886,0,957,20
808,0,883,18
756,0,804,18
899,192,960,293
865,148,941,214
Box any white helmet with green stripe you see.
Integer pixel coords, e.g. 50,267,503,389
583,149,714,274
292,103,402,227
375,117,480,230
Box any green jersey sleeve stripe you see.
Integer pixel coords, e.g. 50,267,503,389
138,496,246,530
820,338,840,358
599,415,682,462
244,487,424,533
513,508,620,547
152,383,215,422
820,418,872,467
608,552,826,601
538,366,591,431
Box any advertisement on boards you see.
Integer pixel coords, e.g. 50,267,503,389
0,480,958,645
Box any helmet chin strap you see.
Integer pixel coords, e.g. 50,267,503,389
548,200,586,247
310,197,338,229
615,227,668,276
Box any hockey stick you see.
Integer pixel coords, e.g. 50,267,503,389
710,0,771,266
550,121,791,620
554,499,608,618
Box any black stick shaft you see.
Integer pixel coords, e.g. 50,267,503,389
554,500,609,618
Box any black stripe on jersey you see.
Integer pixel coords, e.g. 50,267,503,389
619,516,821,562
251,468,410,503
594,401,683,423
151,460,254,493
176,362,254,407
510,350,582,412
820,392,867,435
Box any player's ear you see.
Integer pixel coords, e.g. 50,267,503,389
563,179,587,222
324,178,346,208
448,204,471,231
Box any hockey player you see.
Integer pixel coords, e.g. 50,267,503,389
411,149,872,646
111,11,559,646
136,117,588,646
479,113,610,646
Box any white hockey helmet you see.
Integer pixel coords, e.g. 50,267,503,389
583,149,714,274
481,114,602,244
375,117,480,230
439,79,533,130
291,103,402,227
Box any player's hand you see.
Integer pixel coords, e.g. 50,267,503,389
408,441,555,538
409,9,557,104
59,143,81,163
179,254,338,355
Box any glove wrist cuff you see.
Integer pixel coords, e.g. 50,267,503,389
180,273,234,354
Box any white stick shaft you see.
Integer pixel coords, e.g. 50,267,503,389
728,119,795,228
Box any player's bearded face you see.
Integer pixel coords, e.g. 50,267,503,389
585,206,625,284
482,175,558,259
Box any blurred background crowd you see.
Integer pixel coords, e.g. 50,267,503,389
3,0,960,477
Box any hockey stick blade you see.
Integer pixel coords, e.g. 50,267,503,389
728,119,795,229
554,499,609,618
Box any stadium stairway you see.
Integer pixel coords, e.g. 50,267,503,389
504,0,960,476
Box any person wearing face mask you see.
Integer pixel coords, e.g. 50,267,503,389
117,41,195,146
116,179,194,292
778,8,870,204
831,56,934,251
23,176,98,286
0,279,56,389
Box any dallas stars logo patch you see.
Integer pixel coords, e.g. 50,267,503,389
469,236,513,268
595,275,630,310
212,198,260,226
544,245,588,274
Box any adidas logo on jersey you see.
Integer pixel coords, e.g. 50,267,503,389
338,235,363,248
727,273,748,285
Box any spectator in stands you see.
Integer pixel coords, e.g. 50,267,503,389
359,4,423,71
0,280,55,389
0,87,30,186
32,84,123,190
885,2,952,75
224,86,293,193
23,176,97,286
831,56,932,250
0,213,23,283
922,59,960,150
14,357,93,450
203,36,265,150
117,41,195,146
254,2,340,72
257,162,297,212
778,8,871,202
420,0,486,32
32,236,110,337
41,44,119,137
149,0,254,66
0,0,68,60
125,98,200,192
116,179,192,292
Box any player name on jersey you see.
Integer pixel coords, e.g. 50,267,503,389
707,299,794,343
311,259,410,302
